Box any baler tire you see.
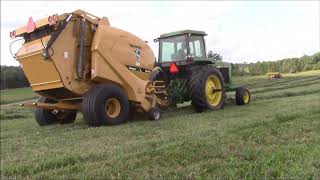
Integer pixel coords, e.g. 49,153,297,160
235,87,251,105
58,111,77,124
34,96,57,126
148,107,161,120
189,66,226,112
82,84,130,126
34,96,77,126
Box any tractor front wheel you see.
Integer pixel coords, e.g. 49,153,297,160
235,87,251,105
189,66,226,112
82,84,130,126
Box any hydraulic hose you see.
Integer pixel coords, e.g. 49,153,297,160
43,14,73,59
76,17,86,80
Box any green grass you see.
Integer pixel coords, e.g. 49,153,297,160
0,87,38,105
1,70,320,179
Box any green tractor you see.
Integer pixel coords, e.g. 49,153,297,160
151,30,251,112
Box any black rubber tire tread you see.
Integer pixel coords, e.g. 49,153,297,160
34,96,57,126
58,111,77,124
82,85,104,126
34,96,77,126
148,107,161,120
235,86,251,105
189,66,226,112
82,84,130,126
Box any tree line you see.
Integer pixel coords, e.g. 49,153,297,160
1,66,29,90
231,52,320,76
1,51,319,89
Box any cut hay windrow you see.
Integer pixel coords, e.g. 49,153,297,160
247,75,320,89
253,83,320,100
252,78,320,94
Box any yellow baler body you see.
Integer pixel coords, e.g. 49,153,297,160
14,10,157,112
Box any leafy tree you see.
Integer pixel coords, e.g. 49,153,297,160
231,52,320,76
0,66,29,89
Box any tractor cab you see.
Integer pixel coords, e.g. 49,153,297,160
154,30,232,89
156,30,210,69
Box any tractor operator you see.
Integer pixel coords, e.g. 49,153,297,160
172,42,187,61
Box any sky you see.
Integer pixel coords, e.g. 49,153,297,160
1,0,319,66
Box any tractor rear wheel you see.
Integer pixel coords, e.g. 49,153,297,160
82,84,130,126
235,87,251,105
35,96,77,126
189,66,226,112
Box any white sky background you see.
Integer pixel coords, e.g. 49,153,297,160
1,0,319,66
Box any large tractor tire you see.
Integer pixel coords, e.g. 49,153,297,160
82,84,130,126
189,66,226,112
235,87,251,105
35,96,77,126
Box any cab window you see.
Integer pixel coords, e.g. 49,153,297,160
189,36,206,59
159,35,187,62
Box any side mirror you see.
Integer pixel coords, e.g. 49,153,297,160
207,51,223,62
207,50,213,58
